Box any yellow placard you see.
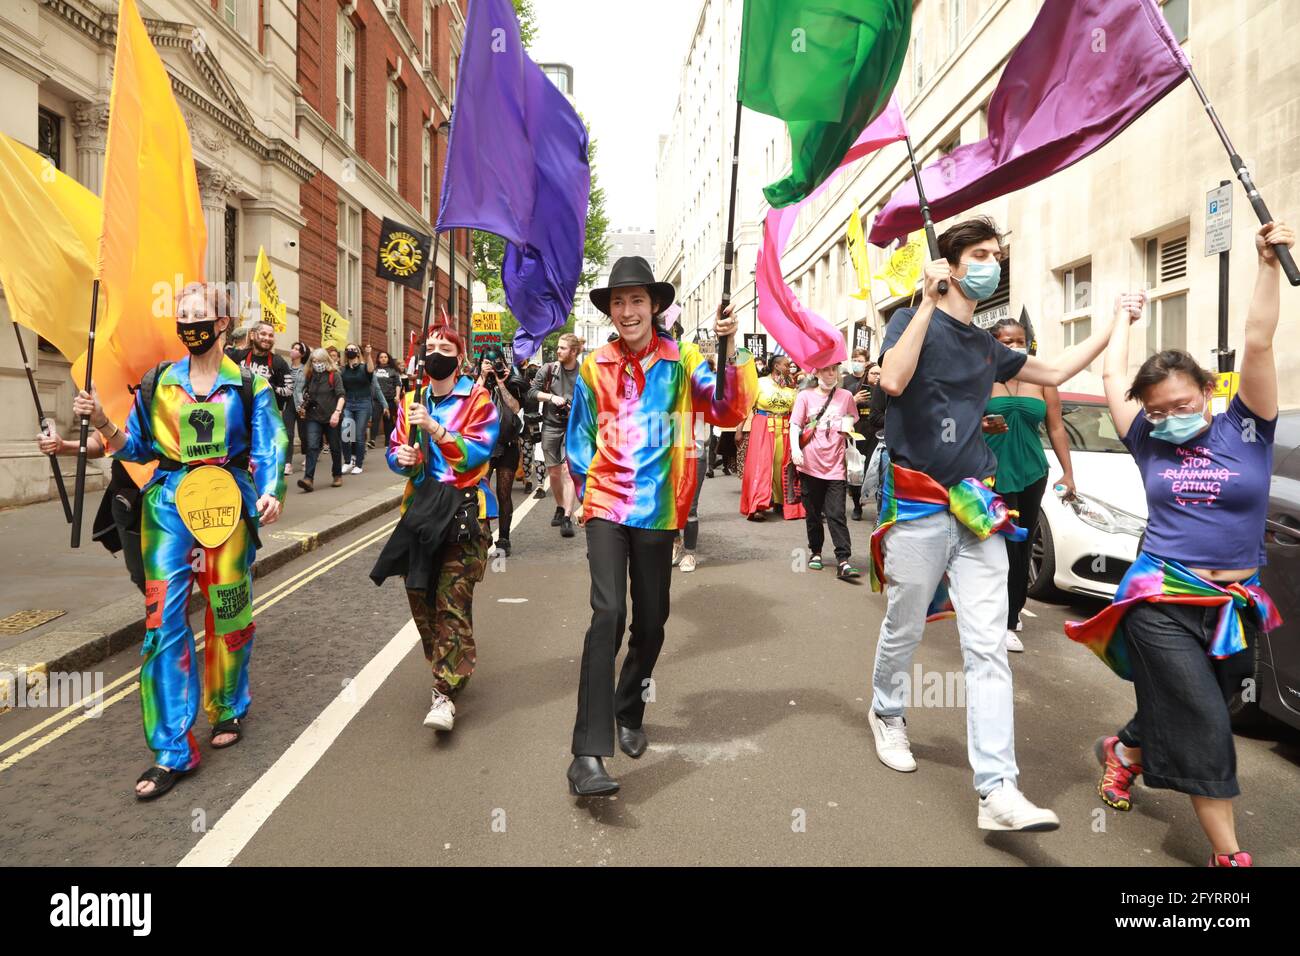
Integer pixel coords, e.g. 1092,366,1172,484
174,465,243,549
846,206,871,300
321,301,349,352
1211,371,1240,415
253,245,287,332
471,312,501,334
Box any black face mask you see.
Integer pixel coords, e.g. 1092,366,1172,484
424,352,459,380
178,319,219,356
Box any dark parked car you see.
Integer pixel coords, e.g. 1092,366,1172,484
1250,408,1300,732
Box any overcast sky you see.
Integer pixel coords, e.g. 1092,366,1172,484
530,0,701,233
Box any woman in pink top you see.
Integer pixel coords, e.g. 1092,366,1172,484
790,363,861,581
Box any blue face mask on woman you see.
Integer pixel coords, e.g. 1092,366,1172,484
957,261,1001,301
1150,398,1210,444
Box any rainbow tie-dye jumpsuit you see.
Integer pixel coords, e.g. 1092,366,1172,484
113,355,287,771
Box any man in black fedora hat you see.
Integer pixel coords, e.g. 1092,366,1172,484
563,256,759,796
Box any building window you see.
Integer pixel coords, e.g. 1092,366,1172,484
37,107,62,170
1061,261,1093,350
387,81,401,189
1161,0,1189,44
450,50,459,105
337,12,357,148
422,129,432,220
542,64,574,96
422,0,434,69
224,205,238,288
1144,230,1190,354
337,199,362,321
223,0,238,30
910,28,925,96
949,0,965,53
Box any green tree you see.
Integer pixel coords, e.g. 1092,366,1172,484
513,0,538,48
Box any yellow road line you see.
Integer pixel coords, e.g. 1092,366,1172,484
0,519,397,769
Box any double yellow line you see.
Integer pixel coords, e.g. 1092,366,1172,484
0,519,398,773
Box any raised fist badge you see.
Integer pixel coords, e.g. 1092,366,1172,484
188,408,216,444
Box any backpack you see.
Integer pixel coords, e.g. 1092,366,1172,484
133,361,256,463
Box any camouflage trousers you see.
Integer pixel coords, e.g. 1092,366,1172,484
406,531,489,697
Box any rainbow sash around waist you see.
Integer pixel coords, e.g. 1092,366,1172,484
870,463,1027,619
1064,552,1282,681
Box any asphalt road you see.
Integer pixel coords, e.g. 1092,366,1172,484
2,471,1297,867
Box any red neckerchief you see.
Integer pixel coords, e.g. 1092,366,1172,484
619,335,659,396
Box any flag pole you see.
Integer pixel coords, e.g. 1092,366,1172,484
1185,64,1300,286
70,278,100,547
13,323,72,523
715,96,745,401
902,132,948,295
410,231,441,450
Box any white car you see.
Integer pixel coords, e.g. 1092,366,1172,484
1027,393,1148,601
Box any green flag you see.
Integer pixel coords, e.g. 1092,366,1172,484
739,0,911,208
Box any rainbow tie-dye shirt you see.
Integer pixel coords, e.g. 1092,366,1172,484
114,354,288,516
387,375,500,519
566,333,758,531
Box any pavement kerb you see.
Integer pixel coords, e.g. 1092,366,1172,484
0,485,404,712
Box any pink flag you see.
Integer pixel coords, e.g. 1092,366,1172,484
868,0,1189,246
756,95,907,368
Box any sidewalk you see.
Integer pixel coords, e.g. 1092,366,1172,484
0,453,407,688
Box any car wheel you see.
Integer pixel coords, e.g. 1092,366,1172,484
1026,515,1066,602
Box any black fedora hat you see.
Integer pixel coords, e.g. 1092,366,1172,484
589,256,675,316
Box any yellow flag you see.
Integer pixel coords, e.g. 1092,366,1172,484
321,302,349,351
873,230,926,298
74,0,207,438
252,245,287,332
846,206,871,300
0,132,103,363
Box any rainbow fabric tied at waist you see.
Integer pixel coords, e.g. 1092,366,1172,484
1064,552,1282,681
869,463,1027,621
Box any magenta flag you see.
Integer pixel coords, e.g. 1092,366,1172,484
757,95,907,369
869,0,1189,246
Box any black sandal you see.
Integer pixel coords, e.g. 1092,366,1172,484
211,717,244,749
134,765,191,801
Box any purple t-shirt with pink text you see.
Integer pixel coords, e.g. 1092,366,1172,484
1122,395,1275,568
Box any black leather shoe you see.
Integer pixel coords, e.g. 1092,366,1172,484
551,506,565,527
617,724,648,759
567,756,619,796
561,516,575,538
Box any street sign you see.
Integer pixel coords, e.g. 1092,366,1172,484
1205,184,1233,257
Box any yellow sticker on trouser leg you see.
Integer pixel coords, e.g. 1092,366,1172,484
175,465,244,549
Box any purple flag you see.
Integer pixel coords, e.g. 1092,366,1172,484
436,0,590,360
869,0,1189,246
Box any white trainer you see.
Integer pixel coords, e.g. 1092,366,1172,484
423,691,455,731
680,553,697,572
671,538,683,567
977,782,1060,831
352,466,363,475
869,711,917,772
284,463,293,476
1005,630,1025,653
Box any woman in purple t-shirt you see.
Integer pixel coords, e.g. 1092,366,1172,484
1083,222,1293,868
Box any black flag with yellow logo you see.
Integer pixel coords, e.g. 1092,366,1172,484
376,217,432,290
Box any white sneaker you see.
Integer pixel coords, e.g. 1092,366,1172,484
1015,616,1024,632
352,466,363,475
284,463,293,476
423,691,455,731
680,553,697,573
869,711,917,772
672,538,683,567
1005,630,1024,653
977,782,1060,831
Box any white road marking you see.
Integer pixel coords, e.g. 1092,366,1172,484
179,479,553,867
497,598,529,604
1021,609,1038,619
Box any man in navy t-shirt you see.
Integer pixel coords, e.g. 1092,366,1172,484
869,216,1137,833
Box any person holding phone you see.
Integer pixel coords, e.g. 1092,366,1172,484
982,318,1076,652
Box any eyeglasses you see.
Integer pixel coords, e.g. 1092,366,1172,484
1143,397,1206,424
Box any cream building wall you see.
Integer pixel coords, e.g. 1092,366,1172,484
660,0,1300,401
0,0,313,507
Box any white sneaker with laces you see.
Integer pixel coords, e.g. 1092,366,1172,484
352,466,363,475
671,538,683,567
977,782,1060,831
423,691,455,731
869,711,917,772
1005,630,1024,653
680,553,697,573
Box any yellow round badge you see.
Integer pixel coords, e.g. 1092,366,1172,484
174,465,244,549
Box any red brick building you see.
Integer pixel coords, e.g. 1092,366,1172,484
295,0,472,359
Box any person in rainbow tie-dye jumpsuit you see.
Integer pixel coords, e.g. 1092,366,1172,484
75,283,287,800
563,256,758,797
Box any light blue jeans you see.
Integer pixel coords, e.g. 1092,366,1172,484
870,510,1019,796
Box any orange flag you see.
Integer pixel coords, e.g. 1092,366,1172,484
73,0,207,456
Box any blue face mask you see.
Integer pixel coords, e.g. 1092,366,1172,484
957,261,1001,301
1150,404,1210,444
